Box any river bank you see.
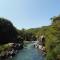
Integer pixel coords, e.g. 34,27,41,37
11,42,45,60
33,41,46,56
0,41,45,60
0,43,23,60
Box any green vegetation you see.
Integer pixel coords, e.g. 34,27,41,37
0,18,24,52
0,15,60,60
0,43,12,53
45,16,60,60
27,15,60,60
17,29,37,41
0,18,36,52
0,18,18,43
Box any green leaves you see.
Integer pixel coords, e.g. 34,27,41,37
27,15,60,60
45,16,60,60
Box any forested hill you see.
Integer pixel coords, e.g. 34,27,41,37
0,18,37,44
0,18,20,44
26,26,49,37
27,15,60,60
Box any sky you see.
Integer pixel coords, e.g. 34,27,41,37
0,0,60,29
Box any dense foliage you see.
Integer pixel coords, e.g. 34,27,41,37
26,15,60,60
0,18,19,44
0,18,24,52
45,16,60,60
17,29,37,41
0,18,36,44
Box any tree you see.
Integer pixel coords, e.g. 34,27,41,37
0,18,18,44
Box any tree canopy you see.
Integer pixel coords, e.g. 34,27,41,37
0,18,18,44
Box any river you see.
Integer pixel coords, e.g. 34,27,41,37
10,42,45,60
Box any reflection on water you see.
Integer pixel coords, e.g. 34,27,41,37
10,42,45,60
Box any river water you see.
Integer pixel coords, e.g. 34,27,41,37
10,42,45,60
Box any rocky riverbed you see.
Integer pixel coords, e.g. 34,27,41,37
0,43,23,60
10,42,45,60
